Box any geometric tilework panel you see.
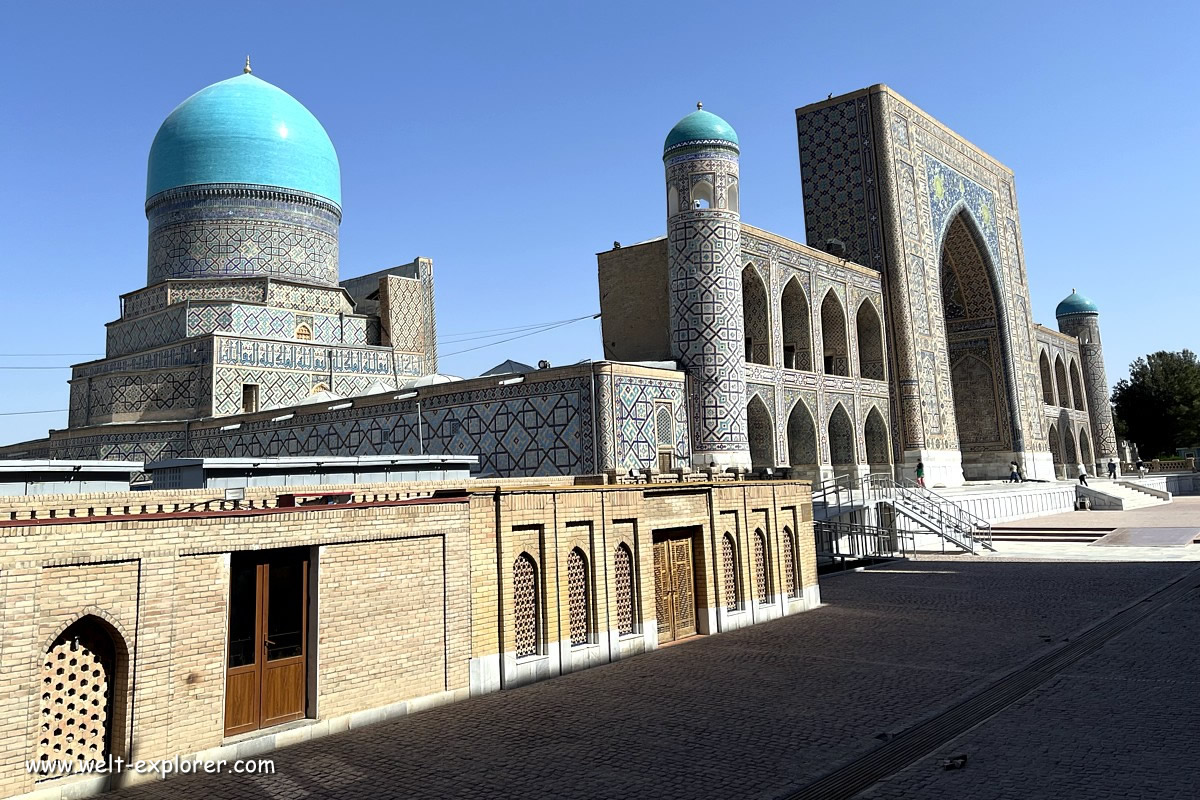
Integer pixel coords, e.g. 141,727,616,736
106,306,187,358
146,190,340,288
797,97,881,269
108,302,376,361
121,279,354,321
667,207,748,454
85,368,203,422
196,376,592,477
606,375,689,472
36,378,596,478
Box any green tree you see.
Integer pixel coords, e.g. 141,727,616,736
1111,350,1200,458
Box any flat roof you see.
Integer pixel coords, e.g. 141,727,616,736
0,460,142,474
145,455,478,471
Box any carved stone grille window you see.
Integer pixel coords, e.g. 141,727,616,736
722,534,739,612
614,543,635,636
37,622,115,769
567,548,590,646
782,527,799,599
513,554,539,658
753,531,770,605
295,323,312,341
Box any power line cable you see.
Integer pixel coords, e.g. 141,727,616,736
441,314,600,358
438,317,589,340
439,318,594,345
0,408,66,416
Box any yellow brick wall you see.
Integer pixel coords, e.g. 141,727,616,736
0,478,815,798
318,537,448,717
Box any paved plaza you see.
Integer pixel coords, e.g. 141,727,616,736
111,551,1200,800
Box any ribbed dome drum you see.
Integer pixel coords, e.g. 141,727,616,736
144,69,342,288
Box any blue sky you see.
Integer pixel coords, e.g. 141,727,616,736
1,0,1196,445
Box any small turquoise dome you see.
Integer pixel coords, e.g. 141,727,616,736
147,72,340,206
663,105,739,155
1056,289,1099,317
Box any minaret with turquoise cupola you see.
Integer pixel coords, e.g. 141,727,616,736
664,103,751,470
1056,289,1118,474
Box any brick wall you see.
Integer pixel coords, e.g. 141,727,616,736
0,477,814,798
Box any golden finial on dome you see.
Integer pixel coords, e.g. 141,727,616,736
243,55,252,75
697,101,703,110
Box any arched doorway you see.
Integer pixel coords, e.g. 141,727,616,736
786,398,818,480
781,278,812,371
742,265,771,366
939,211,1018,478
856,299,885,380
36,616,128,772
820,291,849,376
747,395,774,469
828,403,855,476
864,407,891,474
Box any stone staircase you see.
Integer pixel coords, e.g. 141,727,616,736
1081,480,1171,510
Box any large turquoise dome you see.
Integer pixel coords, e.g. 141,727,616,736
664,105,739,155
146,73,340,206
1055,289,1099,317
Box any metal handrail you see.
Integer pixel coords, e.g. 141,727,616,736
862,474,994,552
814,518,915,569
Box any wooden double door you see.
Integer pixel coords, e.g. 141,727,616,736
225,549,309,736
652,528,698,644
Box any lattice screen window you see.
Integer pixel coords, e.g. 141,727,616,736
513,554,539,658
614,543,635,636
782,527,799,599
753,531,770,605
655,406,674,448
567,548,590,646
37,621,115,770
655,405,675,472
295,324,313,341
721,534,740,612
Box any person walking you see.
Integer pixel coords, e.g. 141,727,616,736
915,461,926,489
1107,458,1117,479
1136,458,1147,478
1077,462,1089,486
1009,460,1021,483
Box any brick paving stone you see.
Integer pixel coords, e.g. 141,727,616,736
856,570,1200,800
110,560,1191,800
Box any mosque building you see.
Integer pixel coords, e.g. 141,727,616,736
2,69,1117,487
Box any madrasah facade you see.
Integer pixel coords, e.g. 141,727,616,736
2,66,1118,488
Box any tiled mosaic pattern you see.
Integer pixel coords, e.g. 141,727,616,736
795,87,1109,475
146,186,340,287
666,146,749,461
595,373,689,472
796,97,884,270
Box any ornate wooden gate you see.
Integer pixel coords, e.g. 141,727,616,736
652,529,697,644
